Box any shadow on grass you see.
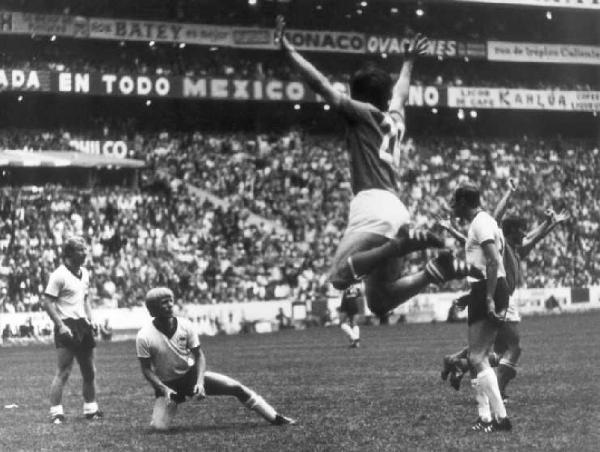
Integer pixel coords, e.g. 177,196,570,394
145,421,271,435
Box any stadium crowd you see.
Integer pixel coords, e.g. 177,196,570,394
1,127,599,313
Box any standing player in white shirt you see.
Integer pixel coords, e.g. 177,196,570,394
136,287,296,431
43,236,102,424
451,185,512,433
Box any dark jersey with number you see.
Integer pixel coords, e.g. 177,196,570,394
338,96,405,196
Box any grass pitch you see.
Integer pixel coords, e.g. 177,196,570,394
2,311,599,451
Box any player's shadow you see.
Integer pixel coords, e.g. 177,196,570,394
146,421,269,435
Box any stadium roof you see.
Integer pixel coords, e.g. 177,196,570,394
0,151,145,168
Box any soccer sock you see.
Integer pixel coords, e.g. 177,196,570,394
477,367,507,420
50,405,64,417
83,401,99,415
497,360,517,394
151,397,177,431
471,379,491,423
244,392,277,423
352,325,360,340
340,323,354,341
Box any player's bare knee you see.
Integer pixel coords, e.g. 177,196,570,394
468,353,486,369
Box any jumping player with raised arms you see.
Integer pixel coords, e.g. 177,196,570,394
275,16,468,319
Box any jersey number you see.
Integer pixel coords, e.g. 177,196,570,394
378,114,402,167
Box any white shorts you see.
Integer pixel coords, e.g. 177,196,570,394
345,189,410,239
504,304,521,323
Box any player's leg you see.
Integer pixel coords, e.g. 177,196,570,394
363,251,469,318
496,322,521,398
339,311,355,344
329,229,446,292
204,371,295,425
469,319,511,431
49,347,75,423
75,348,102,419
350,314,360,348
150,395,178,431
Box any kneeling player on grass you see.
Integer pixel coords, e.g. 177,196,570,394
275,16,469,321
136,287,296,431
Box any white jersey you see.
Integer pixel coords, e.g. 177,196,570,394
44,264,90,320
465,211,506,283
136,317,200,382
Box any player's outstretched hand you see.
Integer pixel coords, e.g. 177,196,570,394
507,177,518,191
435,215,452,231
58,323,73,339
275,15,291,51
486,297,504,325
404,33,429,59
553,209,570,224
162,386,178,403
193,383,206,401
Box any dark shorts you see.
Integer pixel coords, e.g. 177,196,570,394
54,318,96,351
156,367,198,404
494,321,521,355
340,298,360,317
467,278,510,326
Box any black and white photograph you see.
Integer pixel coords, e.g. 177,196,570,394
1,0,599,450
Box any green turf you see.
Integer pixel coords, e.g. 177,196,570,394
2,312,599,451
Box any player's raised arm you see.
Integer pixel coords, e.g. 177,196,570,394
275,16,343,107
388,34,429,119
436,215,467,245
494,177,518,222
519,209,569,259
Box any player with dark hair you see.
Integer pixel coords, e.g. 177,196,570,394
43,236,103,424
450,184,512,432
339,285,363,348
275,16,468,320
136,287,296,431
440,189,570,398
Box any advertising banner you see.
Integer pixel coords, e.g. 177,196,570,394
89,17,233,46
450,0,600,9
447,87,600,111
488,41,600,65
0,11,88,37
68,140,130,159
283,29,365,53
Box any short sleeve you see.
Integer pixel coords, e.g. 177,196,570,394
136,334,151,359
472,214,496,246
44,271,63,299
184,320,200,349
338,95,379,123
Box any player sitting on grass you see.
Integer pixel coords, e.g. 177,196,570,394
136,287,296,431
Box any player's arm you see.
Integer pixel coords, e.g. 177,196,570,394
138,358,176,399
493,177,518,222
436,216,467,245
192,346,207,399
519,209,570,259
275,16,343,108
481,241,502,322
388,34,429,121
42,294,72,338
83,294,94,326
